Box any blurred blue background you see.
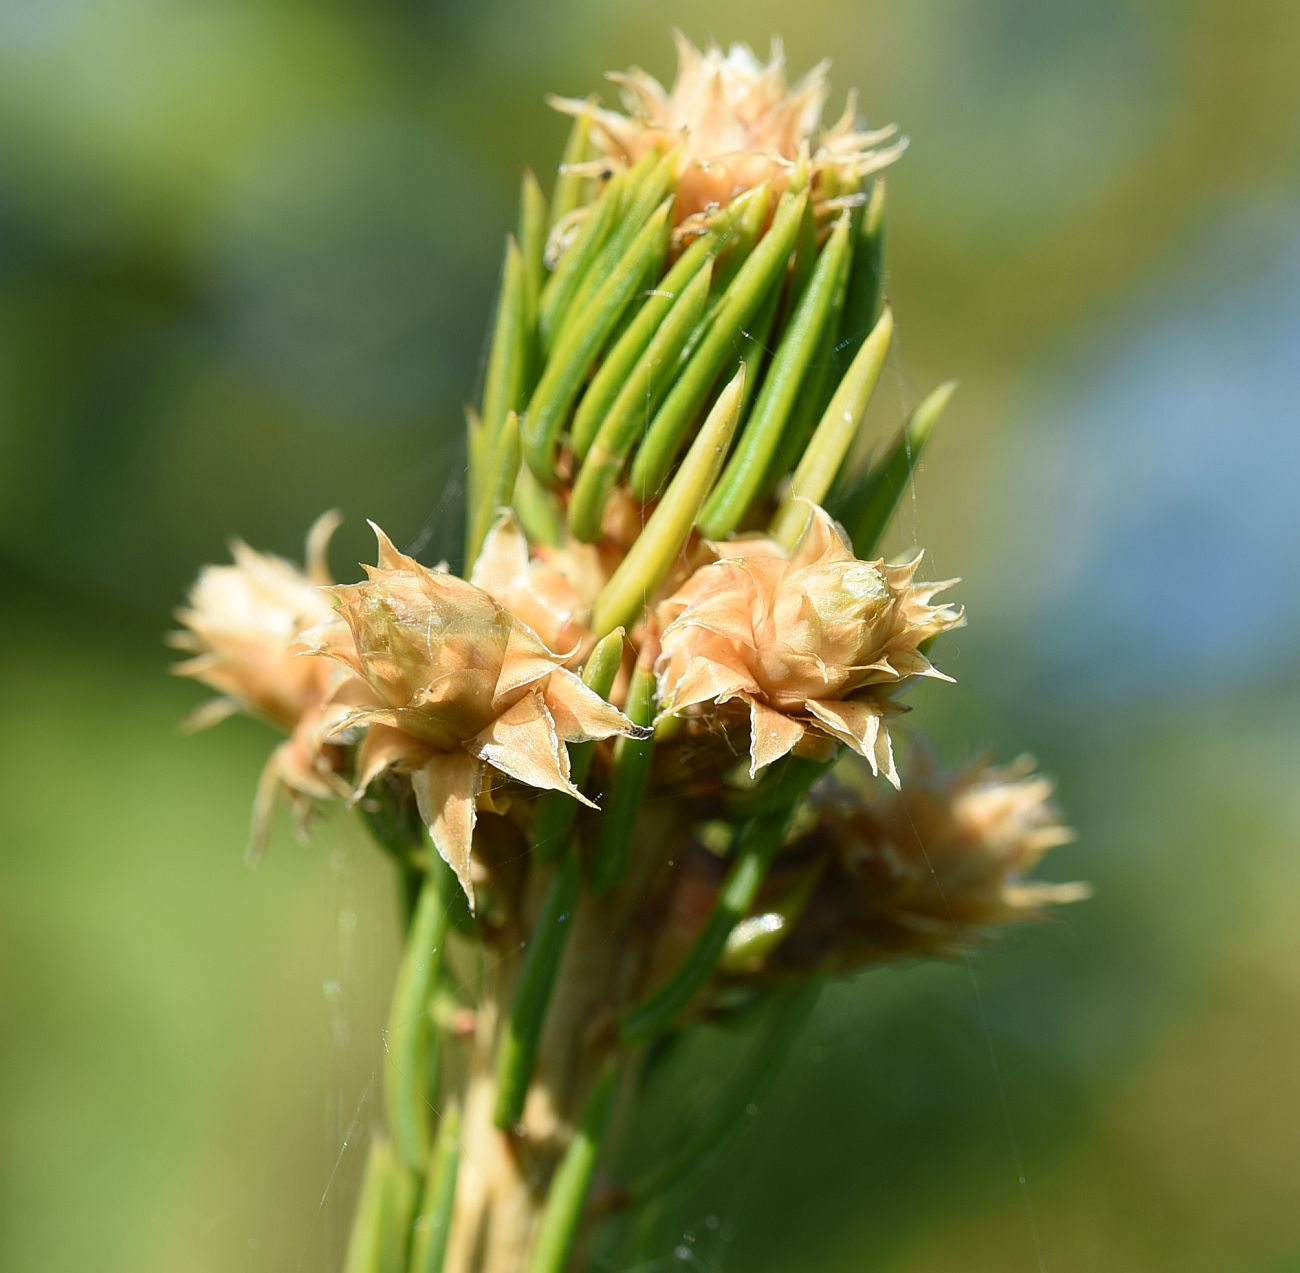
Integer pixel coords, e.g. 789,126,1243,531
3,2,1298,1270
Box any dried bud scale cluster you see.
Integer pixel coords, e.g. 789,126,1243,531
171,36,1082,1273
304,524,645,909
656,504,963,783
170,512,353,856
549,33,908,224
715,757,1088,983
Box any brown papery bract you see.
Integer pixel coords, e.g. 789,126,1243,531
550,31,908,223
305,523,645,907
650,752,1079,994
655,504,962,785
170,511,353,856
772,756,1087,973
470,511,607,661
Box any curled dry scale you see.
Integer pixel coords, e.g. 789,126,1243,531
172,34,1086,1273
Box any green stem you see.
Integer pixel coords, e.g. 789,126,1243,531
590,665,657,894
836,177,888,375
494,631,624,1129
771,304,894,549
342,1136,414,1273
710,182,772,294
556,146,678,350
524,199,673,482
492,849,582,1129
512,463,566,548
479,239,529,445
526,1058,619,1273
733,263,784,417
518,169,548,323
720,858,827,973
840,380,956,557
591,365,746,637
465,409,521,568
626,981,821,1202
763,226,855,495
567,263,713,542
530,629,626,861
568,190,752,465
548,103,595,231
385,870,451,1174
628,188,807,499
698,214,852,537
619,758,825,1044
407,1105,461,1273
537,173,621,359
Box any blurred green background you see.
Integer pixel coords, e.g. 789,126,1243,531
3,1,1299,1270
